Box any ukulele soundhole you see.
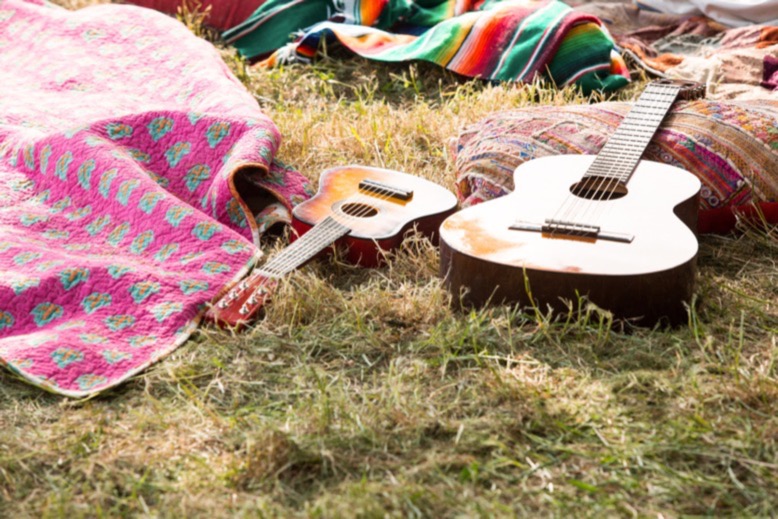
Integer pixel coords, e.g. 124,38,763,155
570,176,629,200
339,202,378,218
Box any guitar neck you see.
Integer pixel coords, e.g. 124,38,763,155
258,216,350,277
584,82,682,184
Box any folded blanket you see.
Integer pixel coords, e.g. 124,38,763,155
224,0,631,93
574,2,778,99
0,0,311,397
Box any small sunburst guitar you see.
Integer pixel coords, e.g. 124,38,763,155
207,165,457,327
439,80,705,326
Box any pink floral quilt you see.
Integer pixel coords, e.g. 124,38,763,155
0,0,310,397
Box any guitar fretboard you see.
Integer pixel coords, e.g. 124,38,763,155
258,216,350,277
584,82,682,184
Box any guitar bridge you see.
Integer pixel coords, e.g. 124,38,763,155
510,219,634,243
359,179,413,201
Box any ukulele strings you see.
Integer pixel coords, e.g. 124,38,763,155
221,183,399,314
260,189,392,277
256,179,400,278
260,217,349,277
549,83,680,233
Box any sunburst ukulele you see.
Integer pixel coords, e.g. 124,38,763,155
207,165,457,327
439,80,705,325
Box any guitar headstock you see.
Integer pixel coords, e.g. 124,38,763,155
654,79,706,101
205,273,277,329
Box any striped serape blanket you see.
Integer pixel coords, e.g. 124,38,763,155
223,0,631,93
0,0,310,397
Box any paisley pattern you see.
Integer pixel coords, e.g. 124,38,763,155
106,122,134,140
55,152,73,181
106,222,131,247
139,192,164,214
192,221,221,241
31,303,64,327
179,280,208,295
86,215,112,236
103,350,132,364
151,302,183,323
98,169,118,198
51,347,84,369
184,164,211,192
40,145,52,175
12,278,41,295
104,315,137,332
154,243,179,262
0,0,312,397
77,160,95,190
164,142,191,167
129,281,161,304
165,206,192,227
206,122,231,148
148,117,174,142
60,268,90,290
116,179,140,205
0,312,14,331
129,230,154,254
81,293,112,314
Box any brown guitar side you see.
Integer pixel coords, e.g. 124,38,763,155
439,155,701,326
440,244,697,326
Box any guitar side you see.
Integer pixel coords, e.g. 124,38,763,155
439,155,701,325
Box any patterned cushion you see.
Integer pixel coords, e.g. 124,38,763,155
452,98,778,233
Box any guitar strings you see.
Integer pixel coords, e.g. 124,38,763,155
548,83,680,235
235,176,404,288
580,84,680,228
260,216,349,276
217,179,404,313
263,180,403,274
574,86,663,220
555,83,675,227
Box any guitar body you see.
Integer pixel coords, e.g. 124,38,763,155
439,155,701,325
291,165,458,267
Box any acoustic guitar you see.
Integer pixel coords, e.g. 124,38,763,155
207,165,457,327
439,80,705,326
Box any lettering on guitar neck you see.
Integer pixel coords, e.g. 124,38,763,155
510,219,634,243
358,178,413,201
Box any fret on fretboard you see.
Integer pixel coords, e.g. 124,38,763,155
258,216,350,277
585,83,682,183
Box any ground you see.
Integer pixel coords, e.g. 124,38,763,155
1,1,777,517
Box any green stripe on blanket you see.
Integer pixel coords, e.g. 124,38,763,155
223,0,630,93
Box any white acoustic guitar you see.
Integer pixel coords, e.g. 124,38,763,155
439,80,705,325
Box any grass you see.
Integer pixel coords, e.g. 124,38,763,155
2,1,777,517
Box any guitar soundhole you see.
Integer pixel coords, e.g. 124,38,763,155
570,176,629,200
339,202,378,218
